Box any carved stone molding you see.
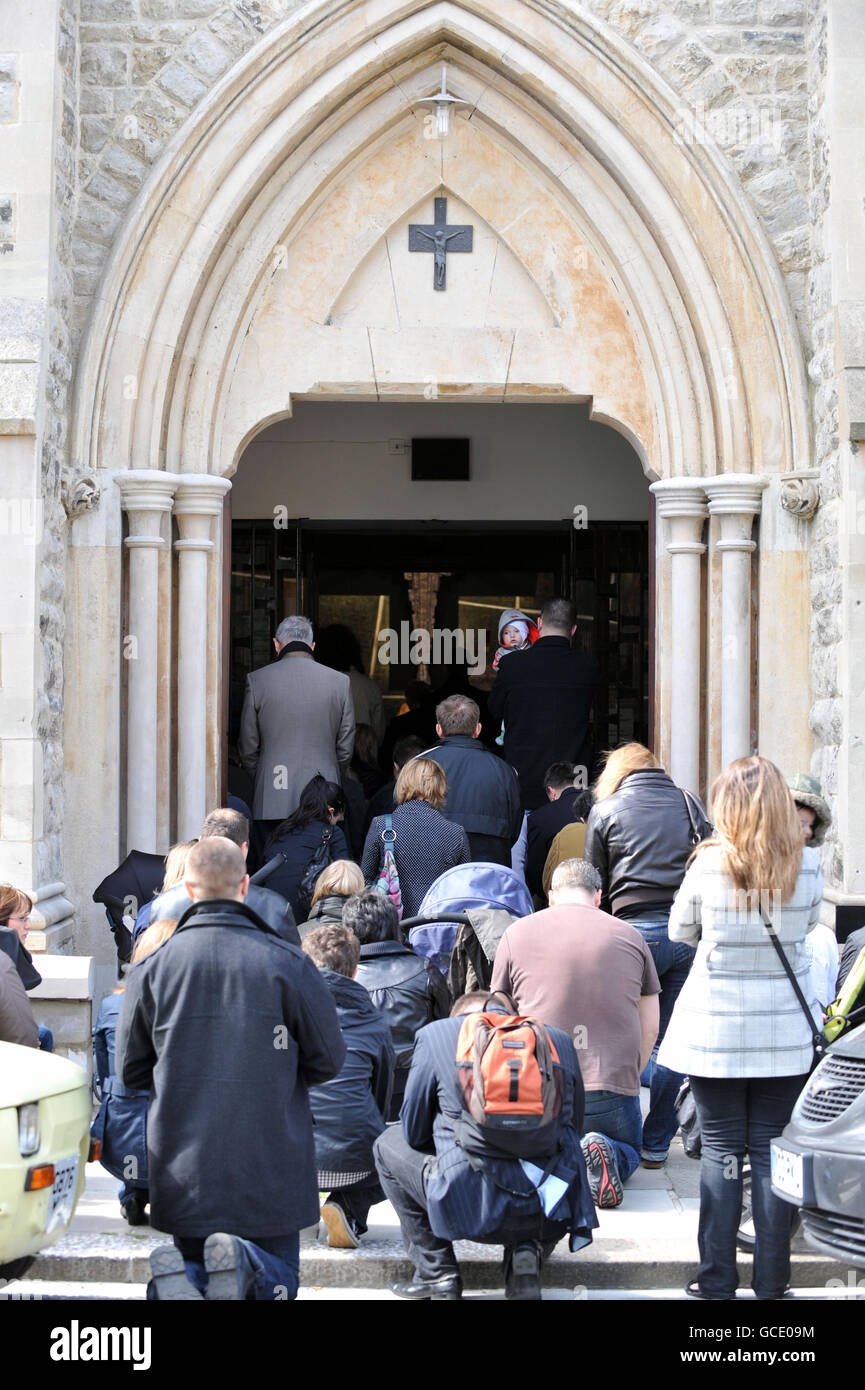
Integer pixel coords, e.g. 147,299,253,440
61,465,101,519
779,470,820,522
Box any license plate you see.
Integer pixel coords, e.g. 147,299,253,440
771,1143,804,1201
45,1154,80,1233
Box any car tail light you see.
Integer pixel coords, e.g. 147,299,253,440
25,1164,55,1191
18,1102,40,1156
89,1137,102,1162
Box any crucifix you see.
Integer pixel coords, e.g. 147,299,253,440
409,196,473,291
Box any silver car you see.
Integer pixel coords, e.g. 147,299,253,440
770,1020,865,1268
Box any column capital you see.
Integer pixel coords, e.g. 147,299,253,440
705,474,768,552
173,474,232,519
116,469,178,513
651,479,708,554
649,477,709,518
174,474,231,551
703,473,768,516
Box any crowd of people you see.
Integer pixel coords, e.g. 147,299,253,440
0,596,855,1302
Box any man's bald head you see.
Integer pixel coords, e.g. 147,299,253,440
185,837,248,903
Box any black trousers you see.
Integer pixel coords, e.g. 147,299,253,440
374,1125,554,1284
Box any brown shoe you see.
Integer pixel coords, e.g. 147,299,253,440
641,1158,666,1169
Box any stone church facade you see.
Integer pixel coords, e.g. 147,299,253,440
1,0,862,1014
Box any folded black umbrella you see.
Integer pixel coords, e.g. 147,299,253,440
93,850,165,967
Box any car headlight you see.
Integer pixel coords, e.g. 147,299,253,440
18,1102,40,1156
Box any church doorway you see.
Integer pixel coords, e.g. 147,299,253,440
226,401,651,787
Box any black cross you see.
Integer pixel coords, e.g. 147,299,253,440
408,196,473,291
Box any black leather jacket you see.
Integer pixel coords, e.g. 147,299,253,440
355,940,451,1120
583,769,712,917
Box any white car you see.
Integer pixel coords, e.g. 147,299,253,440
0,1042,93,1281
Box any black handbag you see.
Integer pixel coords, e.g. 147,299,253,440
758,905,830,1072
296,826,335,918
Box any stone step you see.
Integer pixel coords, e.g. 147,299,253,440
4,1281,860,1302
30,1161,853,1293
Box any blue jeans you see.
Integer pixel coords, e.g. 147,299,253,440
583,1090,642,1183
174,1233,300,1301
627,910,695,1160
689,1074,808,1299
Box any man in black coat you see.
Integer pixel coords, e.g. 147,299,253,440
525,765,593,899
117,837,345,1300
419,695,522,866
487,597,599,812
373,991,598,1300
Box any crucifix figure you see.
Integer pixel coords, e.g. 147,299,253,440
409,196,473,291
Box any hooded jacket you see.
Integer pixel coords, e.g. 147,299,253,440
308,969,394,1174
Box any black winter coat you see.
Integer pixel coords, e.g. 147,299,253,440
419,735,522,858
583,768,712,917
116,898,345,1238
264,820,350,920
355,940,451,1120
487,636,599,811
308,969,394,1175
525,786,584,897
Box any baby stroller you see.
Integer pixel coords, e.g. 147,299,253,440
401,862,533,992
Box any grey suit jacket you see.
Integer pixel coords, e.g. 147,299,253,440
238,649,355,819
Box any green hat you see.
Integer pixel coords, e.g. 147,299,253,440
788,773,831,845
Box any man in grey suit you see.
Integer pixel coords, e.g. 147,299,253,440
239,615,355,830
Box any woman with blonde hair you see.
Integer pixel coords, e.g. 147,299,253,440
130,840,197,948
296,860,365,941
658,756,823,1300
361,758,470,918
584,743,712,1169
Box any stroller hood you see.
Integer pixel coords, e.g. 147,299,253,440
416,862,533,920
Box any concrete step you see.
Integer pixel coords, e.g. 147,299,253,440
4,1282,862,1302
29,1163,846,1291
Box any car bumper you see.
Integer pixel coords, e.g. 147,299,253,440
771,1137,865,1269
0,1086,91,1267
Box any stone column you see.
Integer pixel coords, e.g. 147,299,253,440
650,479,708,794
704,475,768,768
174,475,232,840
117,472,176,854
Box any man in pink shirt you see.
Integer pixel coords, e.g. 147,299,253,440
491,858,660,1208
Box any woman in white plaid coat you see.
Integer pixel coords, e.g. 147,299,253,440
658,756,823,1301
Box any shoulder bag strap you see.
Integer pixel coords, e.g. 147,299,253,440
758,905,828,1062
681,789,702,847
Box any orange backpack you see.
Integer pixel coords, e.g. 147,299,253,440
455,1012,564,1160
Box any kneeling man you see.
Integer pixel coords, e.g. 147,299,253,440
374,991,597,1300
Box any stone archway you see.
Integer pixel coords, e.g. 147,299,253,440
65,0,814,889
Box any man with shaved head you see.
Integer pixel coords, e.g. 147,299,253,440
117,835,345,1300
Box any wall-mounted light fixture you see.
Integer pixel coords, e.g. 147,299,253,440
415,64,471,141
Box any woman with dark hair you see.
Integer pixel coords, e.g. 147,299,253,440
263,776,349,920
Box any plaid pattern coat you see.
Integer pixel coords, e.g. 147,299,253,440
657,844,823,1079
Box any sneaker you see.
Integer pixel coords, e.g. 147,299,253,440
203,1232,250,1300
505,1242,542,1300
320,1199,360,1249
148,1245,203,1300
581,1132,624,1209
